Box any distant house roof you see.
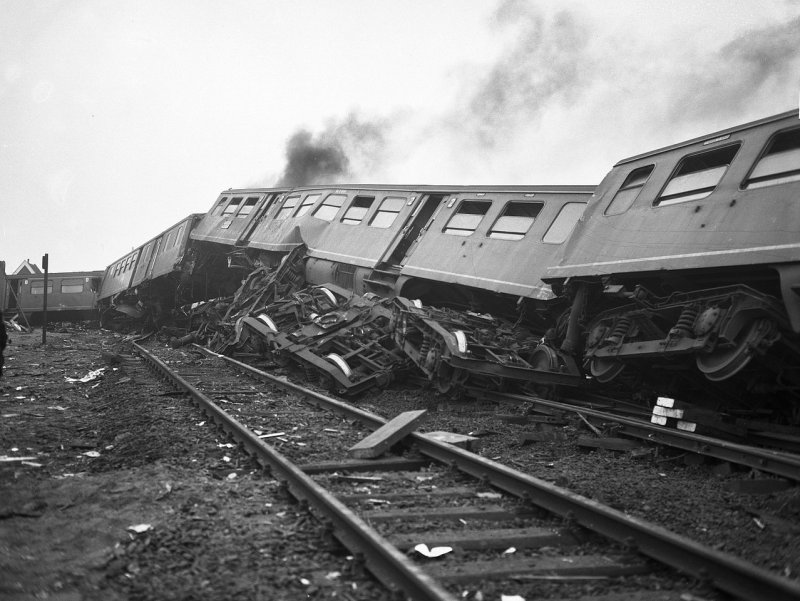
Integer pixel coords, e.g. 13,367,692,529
12,260,42,275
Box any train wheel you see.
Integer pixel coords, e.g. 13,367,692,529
528,344,559,371
589,357,625,383
434,362,455,394
696,318,777,382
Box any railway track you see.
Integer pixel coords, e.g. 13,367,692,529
129,340,800,601
478,390,800,483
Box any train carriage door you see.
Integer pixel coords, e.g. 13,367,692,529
384,194,446,266
241,193,280,241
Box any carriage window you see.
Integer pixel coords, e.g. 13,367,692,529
222,196,243,215
369,196,406,228
61,279,84,293
605,165,654,215
488,201,543,240
342,196,375,225
295,194,321,217
655,145,740,206
542,202,585,244
30,281,53,295
173,225,184,247
237,197,259,217
444,200,491,236
274,195,300,220
312,194,346,221
744,128,800,189
215,197,229,215
164,231,175,250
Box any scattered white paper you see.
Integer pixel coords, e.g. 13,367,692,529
65,368,106,383
414,543,453,558
127,524,152,534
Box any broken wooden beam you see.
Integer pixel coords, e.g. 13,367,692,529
347,409,426,459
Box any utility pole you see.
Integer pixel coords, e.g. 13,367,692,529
42,253,48,345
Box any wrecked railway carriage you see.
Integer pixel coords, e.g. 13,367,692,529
97,110,800,417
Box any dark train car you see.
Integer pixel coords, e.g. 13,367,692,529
5,271,103,324
545,110,800,410
98,214,204,326
130,214,202,288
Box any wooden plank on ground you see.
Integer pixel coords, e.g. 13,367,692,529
576,437,644,451
426,554,651,583
389,526,578,551
300,456,430,474
347,410,427,459
337,486,477,502
360,505,538,522
723,478,793,495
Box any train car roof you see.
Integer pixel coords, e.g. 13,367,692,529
6,270,104,280
615,109,798,166
221,184,596,194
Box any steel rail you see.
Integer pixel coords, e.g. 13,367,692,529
133,342,456,601
191,345,800,601
482,390,800,482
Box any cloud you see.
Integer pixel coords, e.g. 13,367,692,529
666,16,800,122
462,2,591,145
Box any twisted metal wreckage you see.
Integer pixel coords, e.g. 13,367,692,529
171,246,577,397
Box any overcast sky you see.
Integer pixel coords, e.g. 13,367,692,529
1,0,799,273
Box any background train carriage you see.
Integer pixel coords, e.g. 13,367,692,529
0,260,102,326
544,110,800,412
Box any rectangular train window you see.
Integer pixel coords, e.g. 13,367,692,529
215,197,228,215
30,281,53,295
295,194,322,218
605,165,654,215
61,279,84,293
369,196,406,228
237,197,259,218
655,144,740,206
274,195,300,220
542,202,585,244
312,193,347,221
173,225,184,247
488,201,543,240
222,196,243,215
342,196,375,225
744,128,800,189
443,200,491,236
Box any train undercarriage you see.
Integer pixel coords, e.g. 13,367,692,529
564,277,800,422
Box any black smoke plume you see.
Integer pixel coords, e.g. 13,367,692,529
274,130,350,187
274,114,388,186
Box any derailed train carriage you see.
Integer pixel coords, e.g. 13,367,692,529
98,109,800,417
192,184,594,393
546,110,800,416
